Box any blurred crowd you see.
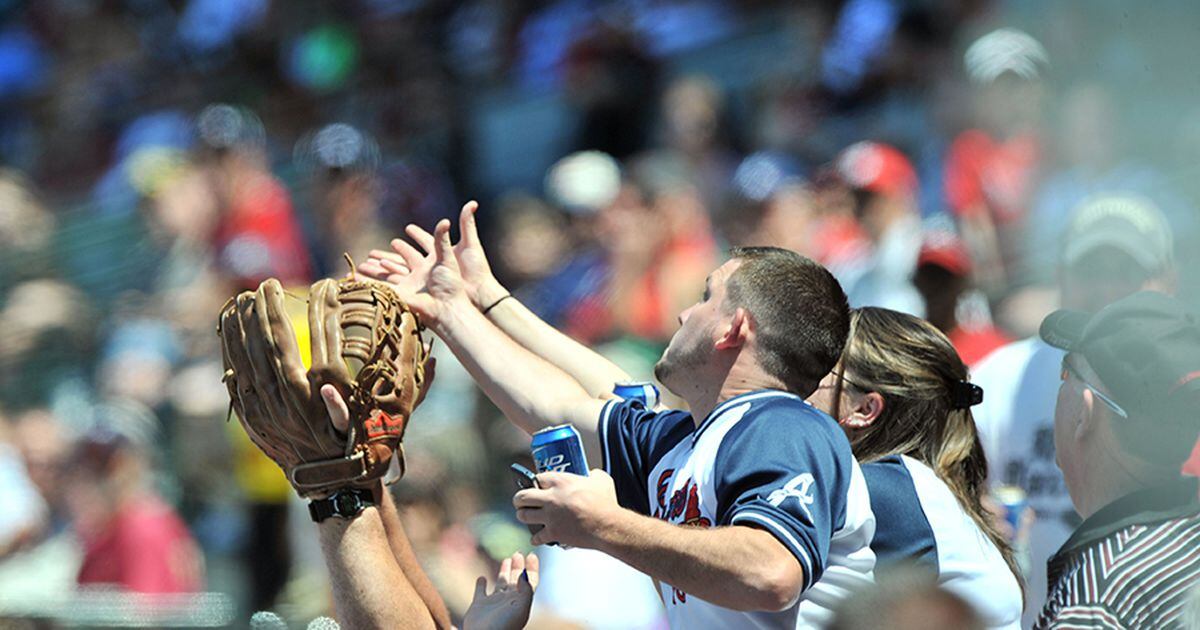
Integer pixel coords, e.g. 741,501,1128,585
1,0,1199,627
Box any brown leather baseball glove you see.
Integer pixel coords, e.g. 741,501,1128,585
218,276,427,498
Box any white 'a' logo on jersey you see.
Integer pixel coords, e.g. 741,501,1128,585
767,473,815,520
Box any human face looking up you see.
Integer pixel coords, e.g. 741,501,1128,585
654,259,742,398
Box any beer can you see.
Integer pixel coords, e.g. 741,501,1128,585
994,485,1028,533
531,424,589,476
613,380,660,409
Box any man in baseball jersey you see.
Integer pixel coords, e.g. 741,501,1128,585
356,204,876,628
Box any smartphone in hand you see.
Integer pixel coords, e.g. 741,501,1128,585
510,463,546,541
511,463,539,490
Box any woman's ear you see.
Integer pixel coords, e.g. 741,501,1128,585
845,391,885,430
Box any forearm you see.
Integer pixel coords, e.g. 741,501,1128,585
378,489,452,629
434,300,605,458
590,509,803,612
318,508,437,630
479,281,632,397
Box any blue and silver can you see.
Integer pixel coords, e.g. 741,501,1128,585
613,380,660,409
994,485,1028,534
531,424,589,476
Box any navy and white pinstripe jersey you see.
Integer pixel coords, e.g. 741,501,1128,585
863,455,1023,629
598,390,876,629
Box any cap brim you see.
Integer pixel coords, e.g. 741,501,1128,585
1039,309,1092,351
1061,231,1162,273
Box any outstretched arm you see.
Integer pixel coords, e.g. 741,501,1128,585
316,385,446,630
317,506,437,630
361,201,635,399
378,489,453,629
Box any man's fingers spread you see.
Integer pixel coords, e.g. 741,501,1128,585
460,200,480,244
391,239,428,269
433,219,455,265
379,258,410,275
357,261,387,279
403,225,436,252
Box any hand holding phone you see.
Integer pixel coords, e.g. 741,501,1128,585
510,463,546,540
510,463,539,490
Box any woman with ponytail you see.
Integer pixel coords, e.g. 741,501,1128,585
807,307,1022,629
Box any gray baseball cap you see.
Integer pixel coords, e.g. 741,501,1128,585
1060,194,1174,274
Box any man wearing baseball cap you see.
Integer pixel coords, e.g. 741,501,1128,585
1033,291,1200,627
970,194,1177,625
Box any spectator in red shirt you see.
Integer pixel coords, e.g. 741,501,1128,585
67,402,203,594
912,230,1010,367
944,29,1048,295
196,104,313,289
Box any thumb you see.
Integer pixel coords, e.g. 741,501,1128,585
321,384,351,432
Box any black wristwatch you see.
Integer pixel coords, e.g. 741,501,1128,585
309,488,376,523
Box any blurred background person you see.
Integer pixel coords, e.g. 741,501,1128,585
945,28,1048,300
1026,83,1198,288
971,194,1177,626
717,151,819,255
826,141,924,316
912,228,1010,367
0,411,47,559
293,122,386,276
1034,291,1200,627
69,401,203,594
195,103,313,289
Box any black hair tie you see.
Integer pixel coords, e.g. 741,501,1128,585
951,380,984,409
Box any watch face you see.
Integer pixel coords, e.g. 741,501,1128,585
335,491,362,515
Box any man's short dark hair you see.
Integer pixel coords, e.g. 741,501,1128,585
726,247,850,397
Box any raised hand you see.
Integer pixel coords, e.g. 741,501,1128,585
462,552,540,630
361,201,509,312
514,470,621,549
453,201,508,307
358,217,469,328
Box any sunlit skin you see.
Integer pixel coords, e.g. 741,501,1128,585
653,259,743,408
1051,353,1145,519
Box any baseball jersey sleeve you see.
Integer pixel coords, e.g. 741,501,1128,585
598,399,693,515
712,403,852,591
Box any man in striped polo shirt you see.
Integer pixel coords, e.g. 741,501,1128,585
1035,290,1200,628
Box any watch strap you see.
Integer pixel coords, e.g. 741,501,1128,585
308,488,376,523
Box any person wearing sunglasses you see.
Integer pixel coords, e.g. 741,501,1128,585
1033,291,1200,628
808,307,1023,629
